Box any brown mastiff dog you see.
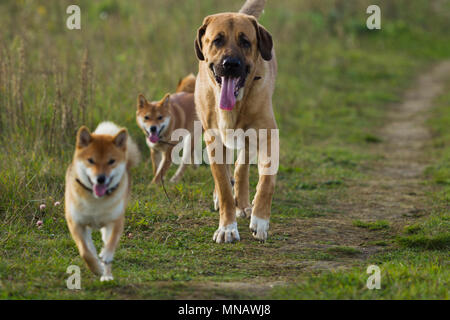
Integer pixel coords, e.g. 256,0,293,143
194,0,278,243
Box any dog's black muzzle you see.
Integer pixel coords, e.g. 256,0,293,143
210,56,249,87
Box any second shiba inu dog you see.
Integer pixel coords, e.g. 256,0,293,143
136,74,201,184
65,121,140,281
176,73,196,93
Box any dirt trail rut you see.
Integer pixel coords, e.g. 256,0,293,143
183,61,450,298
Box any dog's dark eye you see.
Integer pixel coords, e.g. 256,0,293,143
144,115,150,120
213,35,224,47
87,158,94,164
157,115,163,120
240,37,251,49
108,159,115,165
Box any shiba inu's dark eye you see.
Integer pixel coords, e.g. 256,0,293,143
87,158,94,164
144,116,150,120
108,159,115,165
157,115,163,120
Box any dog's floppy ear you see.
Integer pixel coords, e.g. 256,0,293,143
76,126,92,148
137,94,147,109
113,129,128,150
194,16,211,61
251,19,273,61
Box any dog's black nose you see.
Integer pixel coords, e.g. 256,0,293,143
150,126,157,133
97,174,106,185
222,57,241,71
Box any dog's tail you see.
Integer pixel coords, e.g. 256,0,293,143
239,0,266,19
176,73,196,93
94,121,141,169
126,135,141,169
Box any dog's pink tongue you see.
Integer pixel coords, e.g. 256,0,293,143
94,184,107,197
219,77,237,110
149,133,159,143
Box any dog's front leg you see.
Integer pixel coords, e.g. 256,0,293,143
152,148,172,184
170,133,192,183
99,215,124,281
150,148,162,176
207,143,240,243
213,164,233,211
67,219,103,276
250,128,278,241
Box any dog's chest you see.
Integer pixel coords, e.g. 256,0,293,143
217,108,238,133
70,193,125,229
217,109,248,149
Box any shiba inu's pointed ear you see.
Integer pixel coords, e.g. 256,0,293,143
76,126,92,148
161,93,170,108
137,94,147,109
113,129,128,150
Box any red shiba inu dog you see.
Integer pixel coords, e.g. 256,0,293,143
136,74,201,184
176,73,196,93
65,122,140,281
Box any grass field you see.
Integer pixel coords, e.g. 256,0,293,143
0,0,449,299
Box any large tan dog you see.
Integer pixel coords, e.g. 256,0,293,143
65,122,140,281
194,0,278,243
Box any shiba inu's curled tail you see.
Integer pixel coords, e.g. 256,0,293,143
176,73,196,93
239,0,266,19
126,135,141,168
94,121,141,168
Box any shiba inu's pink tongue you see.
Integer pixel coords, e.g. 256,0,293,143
94,184,107,197
149,133,159,143
219,77,237,110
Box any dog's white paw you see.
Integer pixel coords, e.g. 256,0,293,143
249,215,269,241
100,274,114,282
236,206,252,218
213,222,240,243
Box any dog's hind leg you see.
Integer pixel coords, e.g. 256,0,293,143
234,147,252,218
99,215,124,281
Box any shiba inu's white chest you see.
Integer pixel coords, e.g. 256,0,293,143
69,190,126,229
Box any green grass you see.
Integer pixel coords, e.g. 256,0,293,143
269,249,449,299
1,0,450,299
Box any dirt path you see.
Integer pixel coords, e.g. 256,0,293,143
182,61,450,298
